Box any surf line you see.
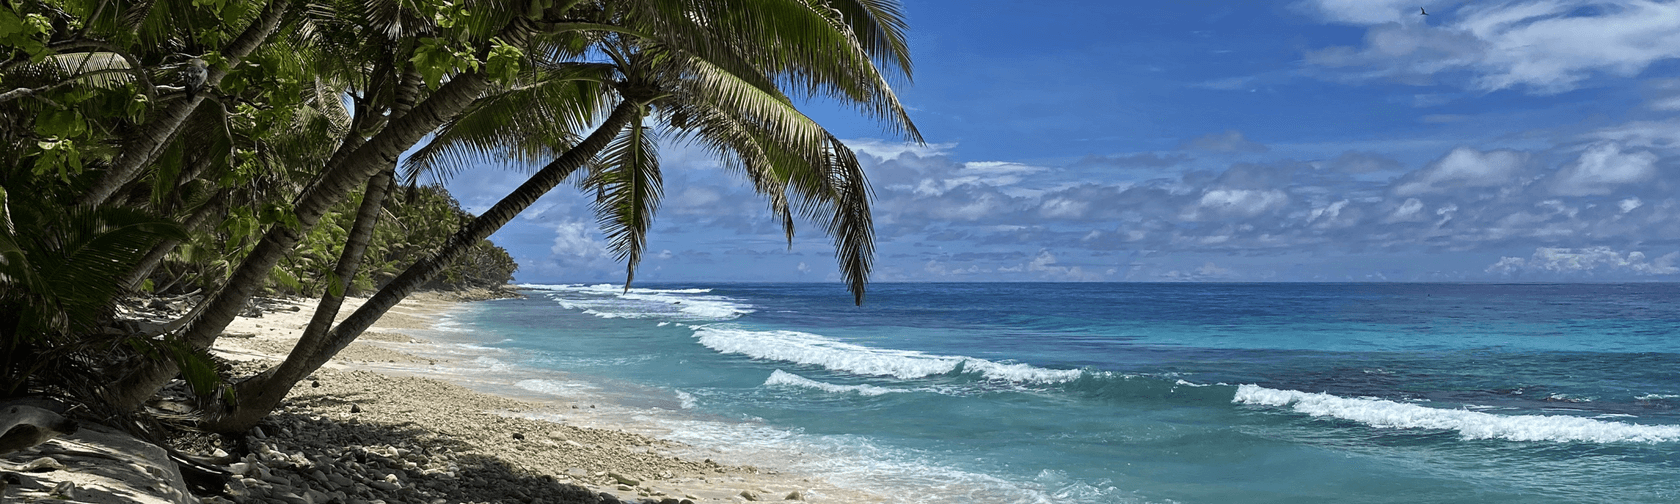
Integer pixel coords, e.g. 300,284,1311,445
1234,384,1680,443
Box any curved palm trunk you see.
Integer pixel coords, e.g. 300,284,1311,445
121,193,229,290
80,0,289,208
198,168,395,432
200,70,423,432
200,101,639,434
100,71,493,412
99,15,556,414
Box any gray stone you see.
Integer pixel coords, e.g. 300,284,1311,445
609,472,641,486
16,456,65,472
50,480,75,499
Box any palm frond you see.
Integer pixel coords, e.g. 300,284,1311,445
403,65,612,182
820,0,913,81
587,114,661,290
625,0,919,141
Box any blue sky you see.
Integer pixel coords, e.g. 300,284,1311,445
435,0,1680,284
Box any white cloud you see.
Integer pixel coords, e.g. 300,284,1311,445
907,161,1047,196
1039,198,1089,218
1549,143,1659,196
1486,246,1680,276
1301,0,1680,93
1485,255,1527,274
1587,119,1680,148
1192,189,1289,219
1620,197,1644,213
1393,146,1527,195
549,220,608,258
797,262,811,274
930,192,1009,221
1386,197,1428,222
1024,250,1104,281
842,138,958,160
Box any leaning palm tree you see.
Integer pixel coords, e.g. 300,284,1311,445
199,0,920,432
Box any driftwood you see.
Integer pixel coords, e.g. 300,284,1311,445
0,405,79,455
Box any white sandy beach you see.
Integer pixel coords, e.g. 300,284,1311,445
2,292,886,504
207,292,886,503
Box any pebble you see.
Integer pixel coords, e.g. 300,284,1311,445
609,471,641,486
51,480,75,499
17,456,65,472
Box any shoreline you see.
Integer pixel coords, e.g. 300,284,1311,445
204,291,886,503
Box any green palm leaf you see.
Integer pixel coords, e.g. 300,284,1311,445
587,114,661,290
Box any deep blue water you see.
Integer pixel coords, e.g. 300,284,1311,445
427,283,1680,503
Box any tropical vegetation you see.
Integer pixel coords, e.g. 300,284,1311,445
0,0,916,444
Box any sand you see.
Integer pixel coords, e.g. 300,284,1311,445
192,293,889,503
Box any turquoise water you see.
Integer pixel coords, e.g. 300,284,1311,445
424,283,1680,503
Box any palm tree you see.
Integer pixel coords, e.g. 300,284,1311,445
97,0,553,411
0,187,186,398
198,0,920,432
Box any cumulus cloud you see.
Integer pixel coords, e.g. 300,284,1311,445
842,130,1680,280
1548,143,1659,196
1179,130,1270,153
1486,246,1680,276
843,138,959,160
1392,146,1527,195
1300,0,1680,93
1022,250,1105,281
549,220,609,258
1188,189,1289,220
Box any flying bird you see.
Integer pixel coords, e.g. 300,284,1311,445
182,57,207,98
1420,7,1429,15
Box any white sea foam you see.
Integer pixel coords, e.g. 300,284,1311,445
693,325,1083,383
527,283,752,321
515,378,595,397
644,415,1119,504
519,283,713,294
765,370,906,396
1636,393,1679,401
1175,379,1211,387
1234,384,1680,443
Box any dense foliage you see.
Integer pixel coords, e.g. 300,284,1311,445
0,0,917,434
268,185,518,297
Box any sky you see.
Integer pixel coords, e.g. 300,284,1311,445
431,0,1680,284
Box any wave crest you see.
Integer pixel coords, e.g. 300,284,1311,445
695,325,1083,383
764,370,907,396
1234,384,1680,443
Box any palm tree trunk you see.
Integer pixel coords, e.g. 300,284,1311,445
199,101,639,434
80,0,289,208
121,193,228,290
198,168,395,432
98,69,494,412
198,68,422,432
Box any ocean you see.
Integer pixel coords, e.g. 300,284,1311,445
403,283,1680,503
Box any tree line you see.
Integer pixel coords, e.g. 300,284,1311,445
0,0,916,435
